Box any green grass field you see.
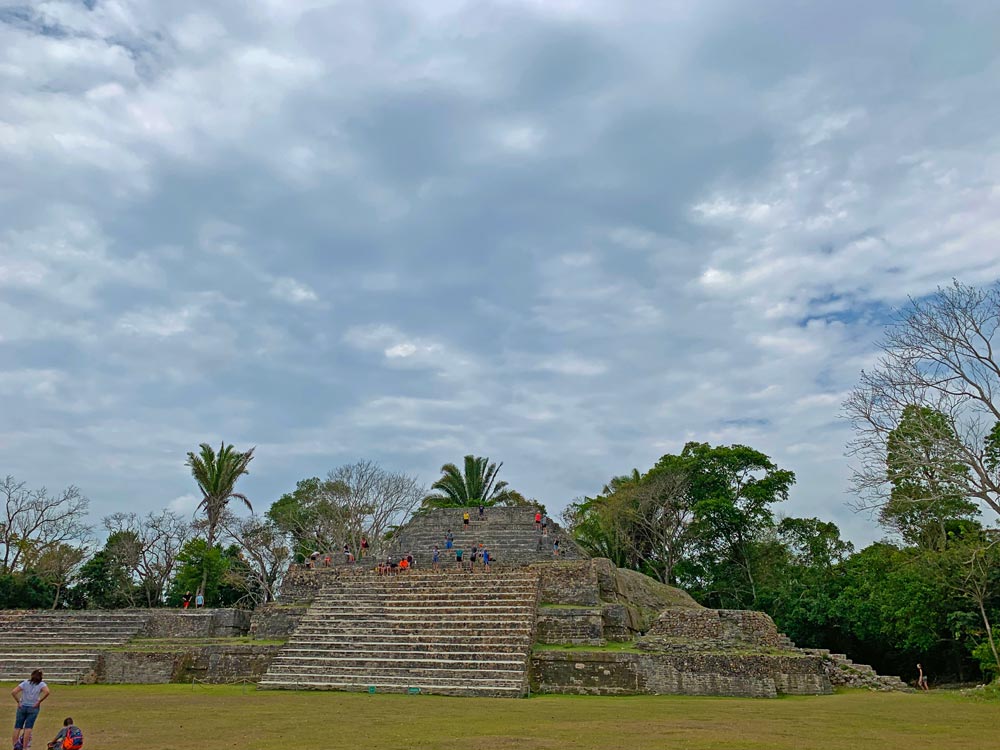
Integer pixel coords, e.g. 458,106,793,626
15,685,1000,750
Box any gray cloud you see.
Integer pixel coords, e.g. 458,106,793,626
2,0,999,543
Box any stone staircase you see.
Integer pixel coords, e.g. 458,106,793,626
260,569,540,696
773,631,911,692
0,610,152,684
799,648,912,691
388,507,585,568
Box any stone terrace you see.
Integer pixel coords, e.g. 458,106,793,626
0,610,152,684
260,569,540,697
388,507,586,568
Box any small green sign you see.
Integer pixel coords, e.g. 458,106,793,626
368,686,376,694
407,687,421,695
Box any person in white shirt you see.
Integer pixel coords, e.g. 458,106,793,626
11,670,49,750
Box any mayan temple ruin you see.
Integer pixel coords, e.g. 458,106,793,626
0,507,909,696
255,507,909,697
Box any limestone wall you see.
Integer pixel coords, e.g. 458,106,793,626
538,562,600,606
141,609,251,638
530,651,831,697
277,565,369,603
535,560,700,642
98,645,280,684
645,608,782,648
536,607,604,645
250,605,309,639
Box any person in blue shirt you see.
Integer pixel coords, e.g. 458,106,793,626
47,717,82,750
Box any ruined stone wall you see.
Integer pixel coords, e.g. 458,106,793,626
535,560,701,642
530,651,830,697
646,608,782,648
536,607,603,645
250,605,309,639
277,565,369,603
141,609,252,638
98,645,280,684
537,562,601,606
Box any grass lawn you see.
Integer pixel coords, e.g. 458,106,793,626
16,684,1000,750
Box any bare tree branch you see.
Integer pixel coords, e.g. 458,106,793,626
0,476,92,574
845,281,1000,519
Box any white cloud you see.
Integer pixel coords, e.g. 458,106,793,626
2,1,999,548
535,354,608,376
271,277,319,305
168,493,201,515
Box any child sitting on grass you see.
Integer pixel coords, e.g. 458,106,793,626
47,718,82,750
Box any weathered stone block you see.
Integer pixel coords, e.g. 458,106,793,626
530,650,831,697
537,562,600,606
536,608,604,645
141,609,251,638
250,605,308,639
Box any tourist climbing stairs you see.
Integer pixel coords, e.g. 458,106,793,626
260,570,540,696
0,610,153,684
388,507,584,567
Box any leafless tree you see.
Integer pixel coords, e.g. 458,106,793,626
845,281,1000,519
0,476,92,574
328,461,424,555
220,511,291,606
625,471,694,584
104,510,192,606
273,462,424,558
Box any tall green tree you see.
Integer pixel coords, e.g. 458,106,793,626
422,455,513,508
74,548,134,609
882,405,979,548
664,442,795,608
166,539,245,607
185,442,255,596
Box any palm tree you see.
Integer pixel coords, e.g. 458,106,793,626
422,455,513,508
186,442,255,597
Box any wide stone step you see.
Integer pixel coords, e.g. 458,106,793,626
319,582,536,598
310,594,537,604
0,655,98,663
311,584,539,598
295,618,532,636
318,575,538,582
282,645,528,657
0,639,127,646
311,600,534,610
271,653,524,676
264,664,527,681
301,605,535,617
285,635,532,649
257,678,523,697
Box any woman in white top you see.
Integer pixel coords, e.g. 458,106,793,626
12,669,49,750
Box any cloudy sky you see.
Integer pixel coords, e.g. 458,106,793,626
2,1,999,545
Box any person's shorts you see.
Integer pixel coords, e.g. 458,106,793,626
15,706,39,729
